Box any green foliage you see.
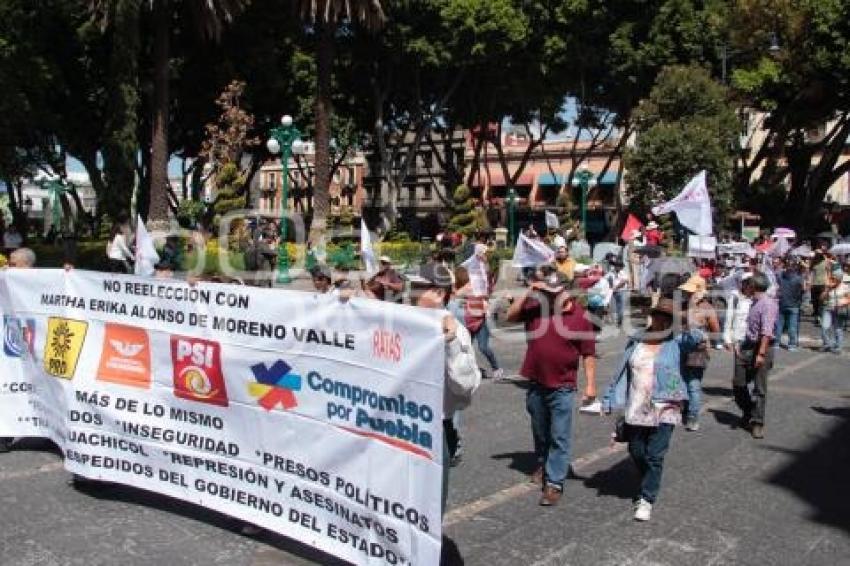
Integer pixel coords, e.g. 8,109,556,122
176,199,207,229
447,184,483,236
210,162,247,227
626,64,738,227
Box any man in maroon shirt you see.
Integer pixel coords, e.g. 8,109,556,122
507,267,596,506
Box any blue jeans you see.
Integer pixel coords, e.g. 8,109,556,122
775,307,800,348
682,366,705,422
628,424,674,504
472,322,500,370
821,309,845,351
526,384,575,490
613,290,628,326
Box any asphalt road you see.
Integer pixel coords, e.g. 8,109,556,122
1,311,849,566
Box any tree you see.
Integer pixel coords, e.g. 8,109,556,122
293,0,385,244
728,0,850,230
89,0,248,226
625,65,739,227
447,185,484,236
200,80,260,226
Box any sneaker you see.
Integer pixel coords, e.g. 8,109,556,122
579,399,602,414
634,498,652,521
491,368,505,380
750,424,764,439
685,420,700,432
539,485,562,507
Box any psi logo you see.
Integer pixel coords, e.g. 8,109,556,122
44,317,88,379
248,360,301,411
3,316,35,358
171,336,228,406
97,323,151,389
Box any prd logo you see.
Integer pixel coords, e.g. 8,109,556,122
3,316,35,358
171,336,229,407
44,317,88,380
249,360,302,411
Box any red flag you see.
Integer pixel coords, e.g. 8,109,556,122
621,214,644,241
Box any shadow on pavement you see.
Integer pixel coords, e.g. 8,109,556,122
491,451,538,475
7,437,63,455
577,458,639,501
441,535,465,565
762,405,850,535
701,385,733,398
707,408,744,429
73,482,350,565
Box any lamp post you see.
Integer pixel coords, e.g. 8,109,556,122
507,187,517,245
266,115,304,284
573,166,596,238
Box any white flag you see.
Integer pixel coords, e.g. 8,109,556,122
652,170,713,235
512,233,555,268
545,210,560,229
461,253,489,296
134,215,159,277
360,219,378,275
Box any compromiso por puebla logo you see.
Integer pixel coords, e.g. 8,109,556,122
307,370,435,457
248,360,301,411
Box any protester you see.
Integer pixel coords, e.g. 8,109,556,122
553,246,576,282
819,271,850,353
450,266,503,380
679,274,720,431
609,258,630,328
0,247,37,453
310,264,334,295
7,247,36,269
366,256,404,302
776,260,804,351
724,274,754,349
106,217,134,273
3,224,23,253
732,272,777,439
644,221,663,247
602,297,704,521
506,268,596,506
810,250,831,324
416,265,481,513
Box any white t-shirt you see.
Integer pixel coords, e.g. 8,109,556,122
108,233,133,262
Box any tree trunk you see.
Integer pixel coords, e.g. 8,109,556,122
309,21,335,245
147,0,171,227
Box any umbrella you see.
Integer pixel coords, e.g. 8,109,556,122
772,227,796,239
829,243,850,255
790,244,813,257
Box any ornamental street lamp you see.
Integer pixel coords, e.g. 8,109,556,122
572,166,597,238
507,187,517,245
266,115,304,284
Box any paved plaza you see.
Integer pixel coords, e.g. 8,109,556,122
0,315,848,566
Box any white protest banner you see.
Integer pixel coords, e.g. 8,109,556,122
360,219,379,275
134,215,160,277
652,170,713,236
512,233,555,267
687,235,717,259
544,210,560,230
0,270,445,565
461,246,490,296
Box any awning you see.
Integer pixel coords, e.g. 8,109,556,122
539,171,621,187
471,168,534,187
